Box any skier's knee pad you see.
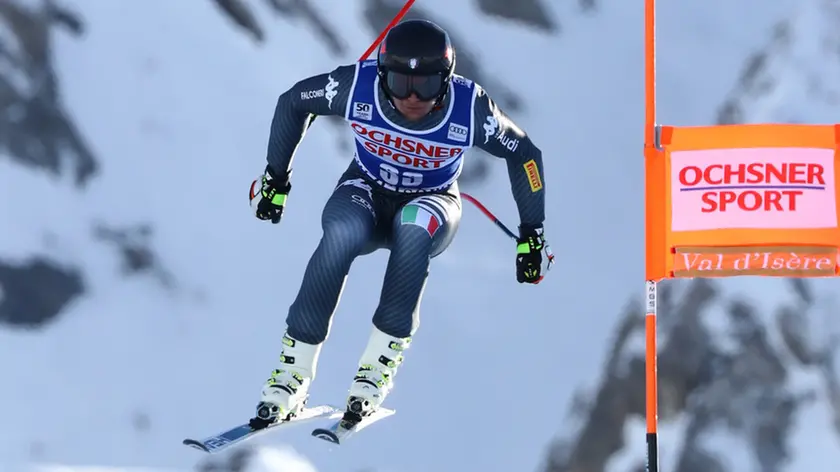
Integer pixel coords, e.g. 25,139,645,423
393,210,435,253
395,203,457,258
320,213,373,258
395,234,432,264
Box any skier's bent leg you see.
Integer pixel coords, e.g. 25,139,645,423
286,180,379,344
255,179,378,426
348,192,461,416
376,193,461,336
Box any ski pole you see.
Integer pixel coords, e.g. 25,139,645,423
462,192,552,284
359,0,417,60
461,192,518,240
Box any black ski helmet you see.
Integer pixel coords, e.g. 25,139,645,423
376,19,455,103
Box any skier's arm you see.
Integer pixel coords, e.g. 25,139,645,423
265,64,356,176
471,85,546,229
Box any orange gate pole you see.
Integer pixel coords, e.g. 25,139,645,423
643,0,660,469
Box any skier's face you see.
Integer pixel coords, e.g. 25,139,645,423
393,94,436,121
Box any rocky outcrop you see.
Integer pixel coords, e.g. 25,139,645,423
0,0,97,186
542,279,840,472
717,0,840,125
211,0,349,56
0,257,84,328
93,223,176,291
0,1,178,330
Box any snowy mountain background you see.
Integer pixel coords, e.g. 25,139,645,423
2,0,840,471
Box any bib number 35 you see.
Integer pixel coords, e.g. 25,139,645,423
380,163,423,188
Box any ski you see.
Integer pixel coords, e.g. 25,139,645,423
311,407,395,445
183,404,343,453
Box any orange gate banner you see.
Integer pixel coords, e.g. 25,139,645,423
638,1,840,469
645,123,840,280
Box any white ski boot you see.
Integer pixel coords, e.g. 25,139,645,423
252,333,322,428
346,327,411,419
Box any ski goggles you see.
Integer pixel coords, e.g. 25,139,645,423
383,71,446,101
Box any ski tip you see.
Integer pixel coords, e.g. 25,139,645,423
311,428,340,445
182,438,210,453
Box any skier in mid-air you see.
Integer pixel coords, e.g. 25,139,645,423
248,19,552,428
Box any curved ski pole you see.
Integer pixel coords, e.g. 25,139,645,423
461,192,517,240
462,192,552,284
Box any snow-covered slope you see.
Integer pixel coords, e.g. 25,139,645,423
2,0,839,471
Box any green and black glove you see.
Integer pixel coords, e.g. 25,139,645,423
249,165,292,224
515,225,554,284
